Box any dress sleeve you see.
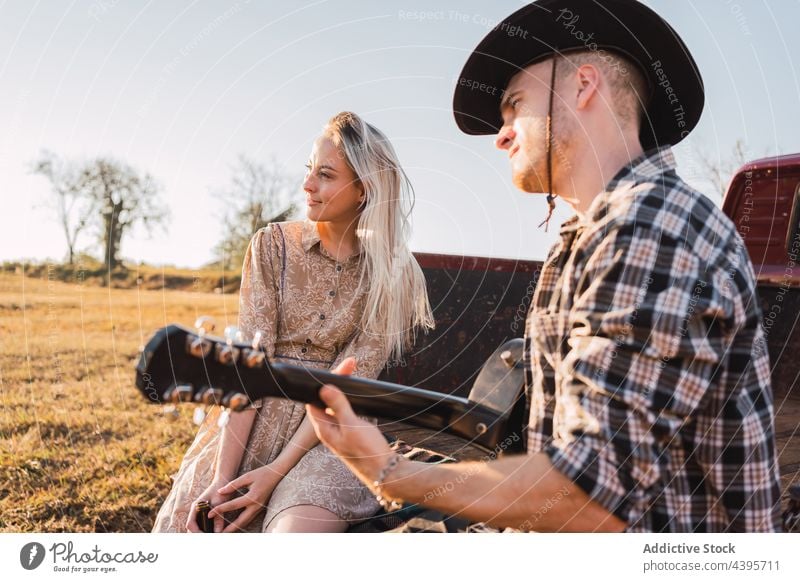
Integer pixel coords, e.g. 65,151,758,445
237,226,281,408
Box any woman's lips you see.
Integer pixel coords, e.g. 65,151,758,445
509,146,520,159
307,198,321,206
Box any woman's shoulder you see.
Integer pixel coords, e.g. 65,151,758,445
253,220,308,250
268,220,307,236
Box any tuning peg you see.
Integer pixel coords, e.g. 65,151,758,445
217,409,231,428
251,330,264,349
161,404,180,421
195,316,217,335
195,387,224,405
216,343,240,366
243,348,265,368
193,407,206,426
223,392,251,412
166,384,194,403
187,334,213,359
224,325,241,343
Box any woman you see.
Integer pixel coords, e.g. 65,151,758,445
152,112,434,533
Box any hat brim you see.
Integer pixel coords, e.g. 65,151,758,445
453,0,704,150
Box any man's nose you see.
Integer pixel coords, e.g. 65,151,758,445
494,124,515,151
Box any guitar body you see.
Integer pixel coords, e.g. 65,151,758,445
135,324,526,453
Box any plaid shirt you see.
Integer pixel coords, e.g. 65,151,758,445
525,148,782,532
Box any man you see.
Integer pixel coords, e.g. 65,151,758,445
306,0,782,532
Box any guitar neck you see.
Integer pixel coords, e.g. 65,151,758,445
136,324,521,454
268,364,506,452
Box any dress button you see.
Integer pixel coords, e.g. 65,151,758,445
301,347,308,354
319,314,325,320
329,290,336,297
305,338,312,344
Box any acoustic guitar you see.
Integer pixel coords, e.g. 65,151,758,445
134,319,527,454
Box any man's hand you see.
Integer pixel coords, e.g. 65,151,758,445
305,357,394,483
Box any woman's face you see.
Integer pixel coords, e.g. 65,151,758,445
304,136,364,225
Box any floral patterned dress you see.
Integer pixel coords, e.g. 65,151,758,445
153,221,386,532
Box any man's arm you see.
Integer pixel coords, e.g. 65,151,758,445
306,380,625,532
380,447,625,532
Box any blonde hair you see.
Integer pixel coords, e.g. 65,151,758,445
323,111,434,360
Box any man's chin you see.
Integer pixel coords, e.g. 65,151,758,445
512,169,547,194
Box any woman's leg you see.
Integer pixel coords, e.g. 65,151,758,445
265,505,349,533
260,442,379,533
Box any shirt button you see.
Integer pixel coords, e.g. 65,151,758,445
329,290,336,297
305,338,312,344
319,314,325,320
301,347,308,354
336,265,342,272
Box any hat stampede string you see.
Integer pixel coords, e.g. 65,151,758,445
538,55,558,231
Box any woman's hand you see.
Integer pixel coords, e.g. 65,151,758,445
185,478,233,533
208,464,287,532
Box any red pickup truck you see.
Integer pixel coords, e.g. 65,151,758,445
722,153,800,399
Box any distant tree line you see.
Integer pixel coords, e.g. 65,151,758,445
32,151,297,272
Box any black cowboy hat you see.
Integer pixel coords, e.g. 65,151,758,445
453,0,704,150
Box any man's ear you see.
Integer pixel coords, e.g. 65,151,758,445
574,63,601,111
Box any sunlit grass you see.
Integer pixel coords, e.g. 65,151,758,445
0,271,237,532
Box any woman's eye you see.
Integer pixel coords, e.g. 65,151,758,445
319,172,331,179
511,98,521,110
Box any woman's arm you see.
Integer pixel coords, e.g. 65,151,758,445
221,328,387,503
213,408,257,482
187,227,281,532
265,329,388,475
211,359,362,532
222,224,281,472
268,415,320,474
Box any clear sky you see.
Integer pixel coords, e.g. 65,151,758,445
1,0,798,268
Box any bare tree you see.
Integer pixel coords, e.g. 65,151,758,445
214,155,298,270
32,153,168,269
78,158,168,270
695,139,750,200
31,151,97,264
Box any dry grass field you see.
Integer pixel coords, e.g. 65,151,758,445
0,270,238,532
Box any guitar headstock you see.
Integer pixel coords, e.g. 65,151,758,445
134,317,277,411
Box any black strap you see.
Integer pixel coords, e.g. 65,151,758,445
538,55,559,231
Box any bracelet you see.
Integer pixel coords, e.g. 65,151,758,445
372,453,404,511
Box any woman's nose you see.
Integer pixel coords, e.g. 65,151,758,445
303,174,315,193
494,124,515,151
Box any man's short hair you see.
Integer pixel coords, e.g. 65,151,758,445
558,49,649,128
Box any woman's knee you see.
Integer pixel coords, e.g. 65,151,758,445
265,504,348,533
